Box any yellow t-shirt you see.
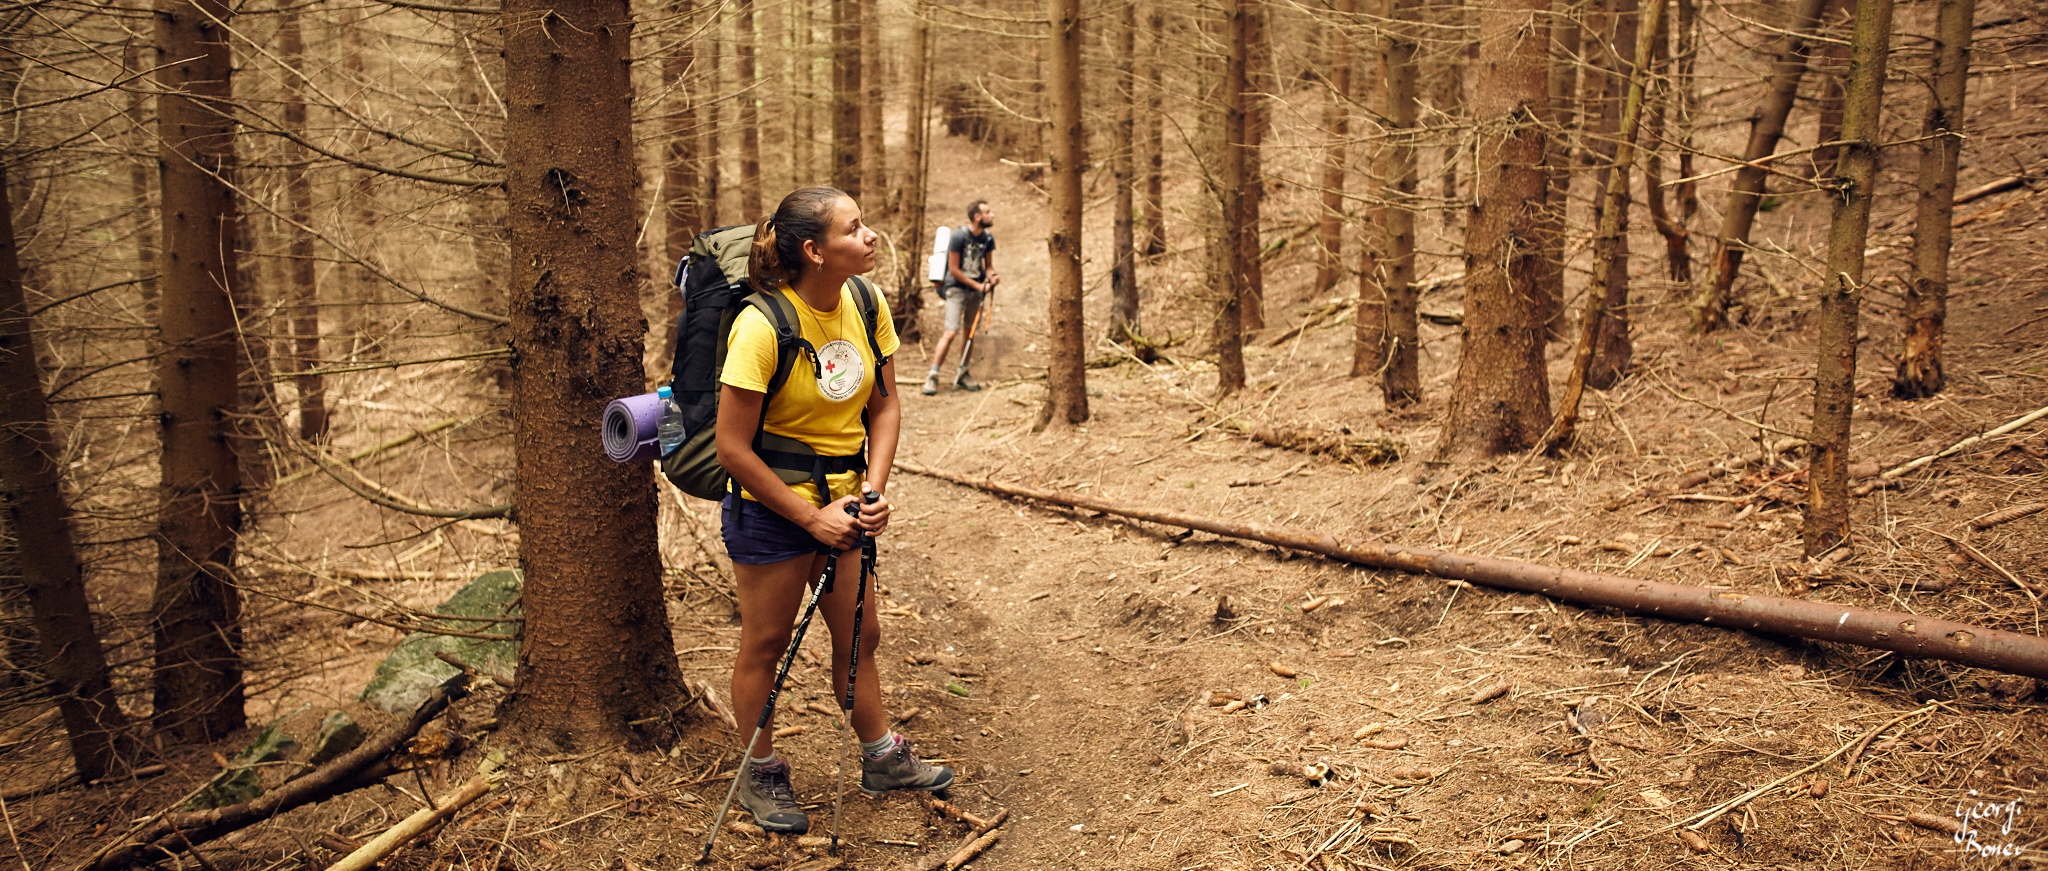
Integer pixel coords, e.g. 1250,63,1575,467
721,281,899,505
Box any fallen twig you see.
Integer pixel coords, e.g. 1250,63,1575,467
1667,703,1936,834
1971,502,2046,530
1917,527,2040,600
1881,404,2048,479
328,768,499,871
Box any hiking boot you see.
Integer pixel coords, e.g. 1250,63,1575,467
860,735,954,797
953,369,982,392
734,758,809,833
921,372,939,396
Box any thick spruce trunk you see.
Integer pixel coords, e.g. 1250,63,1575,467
1043,0,1089,427
152,0,246,742
499,0,683,745
1440,0,1552,460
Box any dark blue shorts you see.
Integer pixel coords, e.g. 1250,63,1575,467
721,494,832,565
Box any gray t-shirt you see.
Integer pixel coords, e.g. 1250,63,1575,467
941,226,995,293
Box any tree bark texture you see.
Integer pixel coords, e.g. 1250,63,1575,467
1811,0,1856,178
860,0,887,212
1641,1,1691,284
279,6,326,442
1109,0,1139,340
1377,0,1421,406
124,38,158,311
703,16,723,227
153,0,246,742
897,461,2048,683
1428,0,1468,221
1441,0,1552,460
1582,0,1639,390
1692,0,1828,332
737,0,763,221
501,0,683,745
1237,0,1269,333
1543,0,1663,454
1802,0,1893,556
1893,0,1972,399
1534,0,1582,336
1313,0,1354,296
832,0,862,197
1213,0,1250,395
0,166,132,781
1042,0,1089,427
895,1,935,345
1140,1,1167,257
662,0,702,364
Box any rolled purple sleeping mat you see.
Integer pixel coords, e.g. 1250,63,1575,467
603,392,665,463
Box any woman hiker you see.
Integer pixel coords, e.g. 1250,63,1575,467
717,186,953,834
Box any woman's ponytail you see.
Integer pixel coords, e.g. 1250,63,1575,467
748,186,851,294
747,216,784,293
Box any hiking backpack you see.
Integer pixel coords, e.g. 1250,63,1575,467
658,224,889,504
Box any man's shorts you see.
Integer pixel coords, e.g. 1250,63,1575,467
942,286,984,333
721,493,832,565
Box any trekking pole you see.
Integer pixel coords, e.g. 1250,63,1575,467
955,301,987,374
698,554,841,864
830,488,881,856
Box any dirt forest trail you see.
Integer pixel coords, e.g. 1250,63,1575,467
660,134,2048,869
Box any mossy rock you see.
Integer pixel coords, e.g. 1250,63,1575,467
186,721,296,809
362,569,520,712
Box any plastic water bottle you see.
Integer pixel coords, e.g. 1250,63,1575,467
656,386,686,455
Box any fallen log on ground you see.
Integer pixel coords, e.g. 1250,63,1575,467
83,675,470,871
897,462,2048,681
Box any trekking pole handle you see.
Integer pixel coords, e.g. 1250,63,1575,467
846,489,880,535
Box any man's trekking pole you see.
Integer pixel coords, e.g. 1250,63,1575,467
698,555,841,864
830,488,880,856
955,301,988,375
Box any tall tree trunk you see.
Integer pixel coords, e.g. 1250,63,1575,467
1642,1,1690,283
1109,0,1139,340
1803,0,1893,556
501,0,683,745
1238,0,1269,332
1811,0,1856,178
1376,0,1421,406
1314,0,1354,296
832,0,862,197
703,14,723,228
895,0,934,345
0,165,133,781
1534,0,1583,337
279,5,325,442
153,0,245,742
1213,0,1250,396
663,0,702,363
737,0,763,221
125,38,158,312
1542,0,1663,453
1041,0,1089,428
1430,0,1468,222
1585,0,1640,389
1140,2,1167,257
860,0,887,213
1441,0,1552,460
1893,0,1972,399
1691,0,1828,332
797,0,816,183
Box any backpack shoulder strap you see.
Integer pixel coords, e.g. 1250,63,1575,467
742,287,807,398
847,276,889,399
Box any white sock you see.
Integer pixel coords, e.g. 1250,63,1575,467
861,732,897,759
747,751,778,767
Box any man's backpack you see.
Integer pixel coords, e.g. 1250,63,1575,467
658,224,889,504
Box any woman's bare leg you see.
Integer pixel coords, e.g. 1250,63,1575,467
819,547,888,743
729,551,830,758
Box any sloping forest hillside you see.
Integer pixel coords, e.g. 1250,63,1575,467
0,0,2042,869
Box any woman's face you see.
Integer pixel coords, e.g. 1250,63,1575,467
806,196,878,276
